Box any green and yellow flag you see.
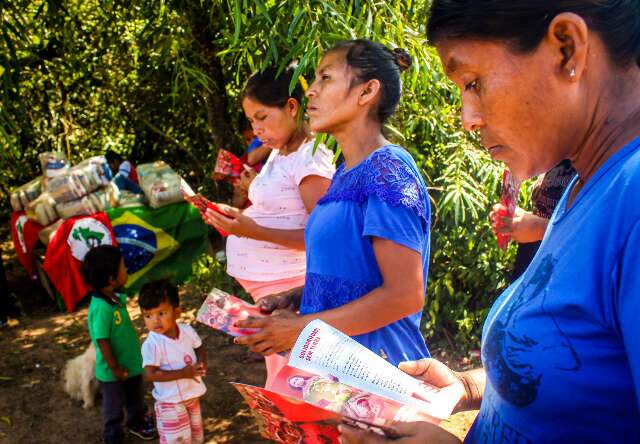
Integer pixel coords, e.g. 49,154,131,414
107,202,208,293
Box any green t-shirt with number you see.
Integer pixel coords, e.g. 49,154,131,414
87,292,143,382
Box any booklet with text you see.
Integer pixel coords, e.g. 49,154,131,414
233,320,462,443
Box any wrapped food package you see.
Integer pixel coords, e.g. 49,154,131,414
26,193,59,226
55,196,97,220
118,190,147,208
47,163,104,204
90,183,120,210
78,155,113,185
56,183,120,219
10,178,42,212
136,160,173,180
137,161,184,208
39,151,70,179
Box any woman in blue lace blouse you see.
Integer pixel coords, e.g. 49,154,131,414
235,39,431,366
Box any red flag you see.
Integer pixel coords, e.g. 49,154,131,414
43,213,116,312
10,212,44,278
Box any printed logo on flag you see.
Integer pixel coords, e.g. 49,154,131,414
67,218,113,261
15,215,29,254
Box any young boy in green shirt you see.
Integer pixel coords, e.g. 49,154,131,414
83,245,157,443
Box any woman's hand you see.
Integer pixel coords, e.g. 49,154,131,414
233,310,306,355
399,359,468,412
338,421,461,444
257,287,303,314
489,204,548,243
204,205,262,239
401,359,485,413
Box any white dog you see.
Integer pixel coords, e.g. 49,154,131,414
63,342,99,409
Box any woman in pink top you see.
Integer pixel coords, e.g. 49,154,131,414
205,67,335,389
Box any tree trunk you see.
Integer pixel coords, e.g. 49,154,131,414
186,6,239,153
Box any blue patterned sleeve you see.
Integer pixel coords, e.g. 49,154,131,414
362,195,426,253
615,219,640,406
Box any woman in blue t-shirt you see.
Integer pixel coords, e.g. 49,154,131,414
236,40,432,366
340,1,640,444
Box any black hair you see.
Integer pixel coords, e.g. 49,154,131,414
327,40,412,123
82,245,122,290
427,0,640,69
242,66,304,108
139,279,180,310
105,150,123,164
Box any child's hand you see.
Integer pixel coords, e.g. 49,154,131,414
183,364,206,380
113,365,129,381
196,361,208,376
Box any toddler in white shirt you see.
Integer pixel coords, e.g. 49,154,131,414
139,280,207,444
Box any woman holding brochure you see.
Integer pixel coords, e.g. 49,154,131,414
236,40,432,367
341,0,640,443
204,67,335,389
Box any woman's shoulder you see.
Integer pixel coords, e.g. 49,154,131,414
368,145,421,175
295,139,333,160
319,145,429,218
356,145,425,190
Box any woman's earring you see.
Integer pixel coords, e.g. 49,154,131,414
569,68,576,79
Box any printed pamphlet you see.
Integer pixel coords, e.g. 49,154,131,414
233,320,462,443
196,288,263,336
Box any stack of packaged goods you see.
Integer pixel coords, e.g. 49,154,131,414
137,161,184,208
50,157,120,219
12,154,190,228
18,151,70,226
17,154,120,226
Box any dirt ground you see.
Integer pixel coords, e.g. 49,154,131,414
0,243,477,444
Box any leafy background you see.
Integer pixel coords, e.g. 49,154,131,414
1,0,523,352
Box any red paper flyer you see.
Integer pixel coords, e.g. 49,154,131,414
496,169,521,251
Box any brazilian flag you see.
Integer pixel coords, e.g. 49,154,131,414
106,202,208,293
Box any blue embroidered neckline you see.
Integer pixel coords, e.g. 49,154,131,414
317,146,428,221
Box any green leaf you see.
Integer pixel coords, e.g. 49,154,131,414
233,0,242,42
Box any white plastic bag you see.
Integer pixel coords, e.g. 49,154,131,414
78,156,112,186
39,151,70,179
137,161,184,208
56,183,120,219
10,178,42,212
26,193,58,226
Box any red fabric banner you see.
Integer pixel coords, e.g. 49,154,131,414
10,212,44,277
43,213,116,312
